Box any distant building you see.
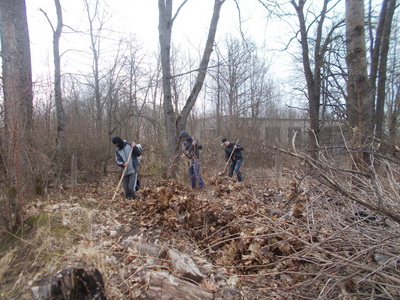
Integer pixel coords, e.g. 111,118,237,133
192,115,345,150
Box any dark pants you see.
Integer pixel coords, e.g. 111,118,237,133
123,172,138,199
229,158,243,182
188,159,204,189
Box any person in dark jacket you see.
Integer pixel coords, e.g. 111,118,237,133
221,138,244,182
112,136,141,199
179,130,204,189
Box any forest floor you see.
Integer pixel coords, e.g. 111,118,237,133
1,167,400,299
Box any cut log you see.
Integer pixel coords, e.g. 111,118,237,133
145,271,213,300
168,249,204,283
31,265,106,300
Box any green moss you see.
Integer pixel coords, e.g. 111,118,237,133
0,233,19,253
25,213,52,227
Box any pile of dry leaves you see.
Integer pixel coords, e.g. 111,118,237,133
73,170,400,298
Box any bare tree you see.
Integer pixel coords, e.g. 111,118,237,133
207,51,223,135
345,0,374,167
257,0,344,157
83,0,110,135
0,0,34,229
40,0,66,167
388,84,400,140
158,0,226,177
290,0,344,157
368,0,397,138
208,36,275,139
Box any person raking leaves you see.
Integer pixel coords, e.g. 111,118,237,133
221,138,244,182
179,130,204,189
112,136,142,200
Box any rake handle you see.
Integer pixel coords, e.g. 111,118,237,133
222,139,239,173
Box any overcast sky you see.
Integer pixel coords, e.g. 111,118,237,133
26,0,294,82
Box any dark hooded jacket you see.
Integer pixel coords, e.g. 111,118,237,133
224,141,244,162
112,137,141,176
179,131,202,160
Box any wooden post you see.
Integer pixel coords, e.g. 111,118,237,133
71,155,77,187
275,151,281,185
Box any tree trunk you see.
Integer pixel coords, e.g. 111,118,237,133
175,0,226,133
374,0,396,138
158,0,176,177
292,0,320,158
53,0,66,166
84,0,103,134
158,0,225,178
345,0,374,167
368,0,387,98
291,0,343,159
388,84,400,141
0,0,34,230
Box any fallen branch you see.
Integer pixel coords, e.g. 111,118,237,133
273,146,400,224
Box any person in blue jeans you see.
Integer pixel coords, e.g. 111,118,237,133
112,136,141,199
221,138,244,182
179,131,204,189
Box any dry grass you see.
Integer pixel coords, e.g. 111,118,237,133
0,201,118,298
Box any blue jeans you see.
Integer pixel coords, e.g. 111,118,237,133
188,159,204,189
229,158,243,182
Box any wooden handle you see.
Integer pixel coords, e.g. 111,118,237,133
112,145,134,201
223,139,239,171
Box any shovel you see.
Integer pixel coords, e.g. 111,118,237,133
112,145,134,201
218,139,239,176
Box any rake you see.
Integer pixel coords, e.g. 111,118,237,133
112,145,134,201
218,139,239,176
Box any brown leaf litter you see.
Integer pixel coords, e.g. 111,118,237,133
2,171,400,299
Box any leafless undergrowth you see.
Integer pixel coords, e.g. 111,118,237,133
264,139,400,299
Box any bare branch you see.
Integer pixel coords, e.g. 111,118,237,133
39,8,55,33
171,0,190,24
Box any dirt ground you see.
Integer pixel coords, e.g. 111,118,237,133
1,167,400,299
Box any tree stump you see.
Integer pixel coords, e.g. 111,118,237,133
31,265,106,300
